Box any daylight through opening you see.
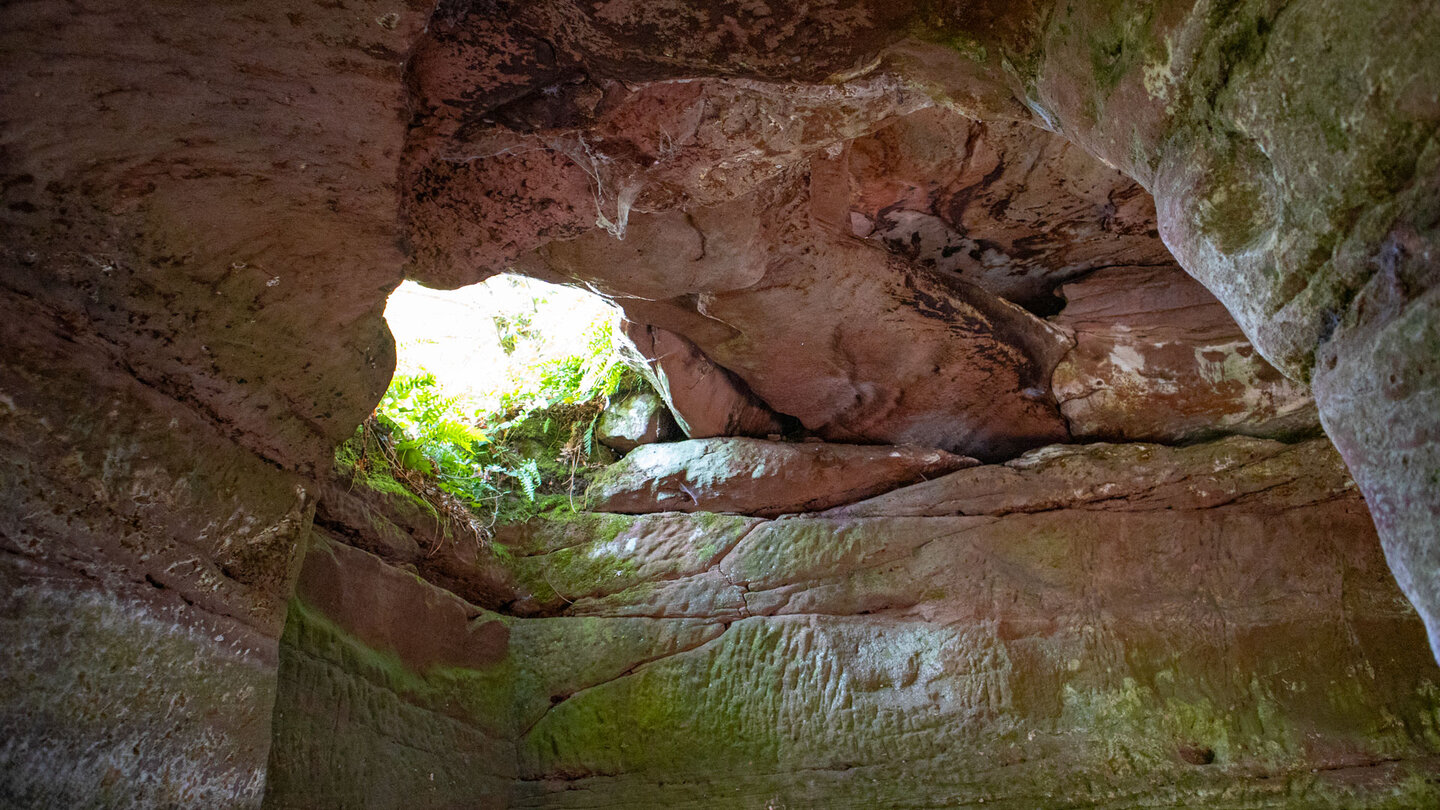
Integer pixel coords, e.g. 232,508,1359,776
340,275,662,527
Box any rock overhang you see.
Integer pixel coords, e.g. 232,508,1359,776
398,9,1312,461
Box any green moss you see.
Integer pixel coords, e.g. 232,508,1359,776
281,598,517,732
904,9,980,56
497,492,571,524
908,25,988,64
519,635,777,778
1367,121,1425,197
1213,12,1272,75
513,546,643,604
1319,116,1352,153
689,511,736,533
360,469,438,519
1307,767,1440,808
487,402,613,516
1060,673,1301,770
1090,33,1129,92
1194,140,1277,253
333,425,439,521
1086,3,1162,95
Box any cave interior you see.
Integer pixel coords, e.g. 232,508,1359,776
3,0,1440,808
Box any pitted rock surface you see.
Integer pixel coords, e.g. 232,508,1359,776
270,437,1440,809
393,0,1440,657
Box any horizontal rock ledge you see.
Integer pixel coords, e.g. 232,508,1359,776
584,437,977,517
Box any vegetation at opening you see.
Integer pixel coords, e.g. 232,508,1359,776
333,298,649,537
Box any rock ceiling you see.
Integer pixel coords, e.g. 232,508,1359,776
399,15,1315,460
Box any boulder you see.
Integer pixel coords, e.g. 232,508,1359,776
616,321,790,440
586,437,976,517
594,390,680,451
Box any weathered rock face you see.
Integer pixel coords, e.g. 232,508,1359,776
539,170,1077,458
5,0,1440,804
403,85,1181,458
1,0,427,802
1051,266,1319,443
0,292,310,806
844,109,1173,312
616,321,792,440
397,0,1440,659
265,539,516,810
269,436,1440,808
1315,283,1440,676
1023,0,1440,655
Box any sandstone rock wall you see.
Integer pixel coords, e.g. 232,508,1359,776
0,290,308,806
3,0,1439,803
396,0,1440,666
269,437,1440,809
1051,266,1318,442
1,0,428,802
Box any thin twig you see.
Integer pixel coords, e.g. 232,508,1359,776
541,567,575,605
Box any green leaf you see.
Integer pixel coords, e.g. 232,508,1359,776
394,441,432,474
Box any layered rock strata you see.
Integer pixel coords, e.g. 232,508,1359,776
1051,266,1318,442
586,437,975,517
398,0,1440,659
1,0,427,801
269,437,1440,809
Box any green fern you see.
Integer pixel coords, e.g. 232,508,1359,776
583,412,600,457
513,460,541,501
339,307,659,528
